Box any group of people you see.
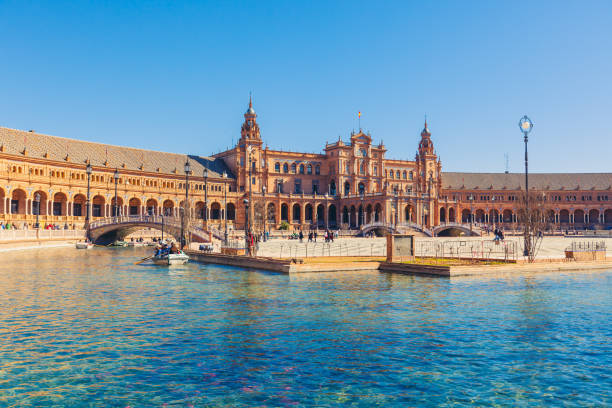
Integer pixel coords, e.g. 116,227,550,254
296,229,337,243
493,227,505,241
154,241,181,257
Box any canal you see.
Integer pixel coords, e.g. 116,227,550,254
0,247,610,407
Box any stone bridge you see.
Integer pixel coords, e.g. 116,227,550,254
88,215,214,245
359,222,434,237
432,222,481,237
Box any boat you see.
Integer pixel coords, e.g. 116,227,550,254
128,241,145,247
152,251,190,265
110,240,128,247
75,242,93,249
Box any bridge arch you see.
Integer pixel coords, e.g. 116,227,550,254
433,223,480,237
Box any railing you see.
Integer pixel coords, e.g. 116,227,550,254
0,229,86,242
415,240,518,261
566,241,607,252
90,215,182,229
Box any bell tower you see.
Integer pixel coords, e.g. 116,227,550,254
239,95,262,147
415,120,441,227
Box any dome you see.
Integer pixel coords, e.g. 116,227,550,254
246,106,256,115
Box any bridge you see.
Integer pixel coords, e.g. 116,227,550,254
88,215,213,245
358,221,482,237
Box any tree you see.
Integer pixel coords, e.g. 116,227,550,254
516,191,554,262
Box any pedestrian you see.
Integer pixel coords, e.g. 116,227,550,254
314,231,317,242
299,229,303,243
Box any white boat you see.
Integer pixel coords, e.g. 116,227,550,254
75,242,93,249
128,242,145,247
153,252,190,265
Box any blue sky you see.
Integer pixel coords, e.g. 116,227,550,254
1,1,611,172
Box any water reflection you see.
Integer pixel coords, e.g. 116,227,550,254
0,247,610,407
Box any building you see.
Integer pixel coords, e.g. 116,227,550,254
0,98,610,236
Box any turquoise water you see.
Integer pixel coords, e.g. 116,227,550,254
0,247,610,407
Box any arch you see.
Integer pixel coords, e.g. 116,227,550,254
73,193,86,217
488,209,499,224
227,203,236,221
358,182,365,195
11,189,27,214
374,203,382,222
316,204,325,226
162,199,174,216
92,195,105,217
366,204,373,224
299,164,305,174
344,181,350,196
53,192,68,216
439,207,446,223
266,203,275,223
589,209,600,224
275,162,281,172
342,206,349,224
358,205,364,226
305,203,313,222
349,205,356,228
146,198,158,215
128,197,141,216
605,209,612,224
448,207,456,222
574,209,585,224
559,209,570,223
194,201,205,219
281,203,289,222
292,203,301,222
291,163,296,173
404,205,414,222
307,164,312,174
502,209,513,223
315,165,320,175
283,163,289,173
328,204,337,226
329,179,337,196
461,209,471,223
546,209,555,224
32,190,48,216
210,202,221,220
475,209,486,223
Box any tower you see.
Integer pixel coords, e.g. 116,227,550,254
239,95,262,147
415,120,440,228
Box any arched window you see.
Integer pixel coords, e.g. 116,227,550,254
389,170,394,179
299,164,305,174
409,171,413,180
315,165,320,175
275,162,280,172
359,161,365,175
291,163,296,173
403,171,407,179
396,170,400,179
307,164,312,174
283,163,289,173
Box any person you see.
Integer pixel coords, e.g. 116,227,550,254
299,230,303,243
314,231,317,242
308,231,313,242
170,242,180,254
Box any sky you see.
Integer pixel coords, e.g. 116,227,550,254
1,0,611,173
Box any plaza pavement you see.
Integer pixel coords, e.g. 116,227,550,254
254,235,612,260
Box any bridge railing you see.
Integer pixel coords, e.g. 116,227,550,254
90,215,183,229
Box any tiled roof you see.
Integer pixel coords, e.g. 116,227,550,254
442,172,612,191
0,126,232,178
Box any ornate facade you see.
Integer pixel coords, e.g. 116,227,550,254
0,98,611,235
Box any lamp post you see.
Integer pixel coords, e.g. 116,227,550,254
223,171,228,245
113,169,119,218
85,163,92,240
360,192,364,228
34,193,40,229
203,165,208,227
519,115,534,258
182,160,191,249
394,190,398,229
324,193,329,230
262,185,266,241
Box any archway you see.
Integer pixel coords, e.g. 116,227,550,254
111,196,124,216
404,205,413,222
448,208,456,222
316,204,325,227
344,181,350,196
489,209,499,224
194,201,205,219
374,203,382,222
128,197,141,216
502,209,513,223
227,203,236,221
358,182,365,195
146,198,158,215
281,203,289,222
53,192,68,216
574,209,585,225
73,194,86,217
162,199,174,216
461,209,471,223
342,206,349,224
349,205,356,228
605,209,612,224
33,190,48,216
439,207,446,223
92,195,105,217
366,204,373,224
292,203,301,223
266,203,275,223
305,204,313,222
475,209,485,223
589,209,600,224
559,209,570,224
210,202,221,220
328,204,337,227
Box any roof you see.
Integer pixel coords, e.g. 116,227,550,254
441,172,612,191
0,126,232,179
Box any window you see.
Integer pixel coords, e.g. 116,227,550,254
93,204,102,217
275,162,280,172
373,166,378,176
409,171,413,180
291,163,296,173
403,171,407,179
307,164,312,174
345,163,350,174
312,180,319,194
283,163,288,173
389,170,394,179
315,165,320,175
396,170,400,179
359,161,365,175
294,179,302,194
299,164,305,174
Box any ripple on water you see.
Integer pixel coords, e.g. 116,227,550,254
0,247,610,407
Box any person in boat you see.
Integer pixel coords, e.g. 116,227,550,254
170,242,180,254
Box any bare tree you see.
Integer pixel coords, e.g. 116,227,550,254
516,191,554,262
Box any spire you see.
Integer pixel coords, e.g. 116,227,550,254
245,92,256,115
249,92,252,109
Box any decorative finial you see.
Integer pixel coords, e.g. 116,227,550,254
249,92,252,109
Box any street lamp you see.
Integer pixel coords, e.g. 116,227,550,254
181,160,191,249
394,190,398,228
519,115,534,257
468,194,474,234
113,169,119,218
223,171,228,245
324,193,329,230
203,165,208,226
34,193,40,229
360,191,364,229
85,163,92,240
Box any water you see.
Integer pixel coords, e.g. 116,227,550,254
0,247,610,407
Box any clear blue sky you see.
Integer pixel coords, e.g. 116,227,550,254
1,1,611,173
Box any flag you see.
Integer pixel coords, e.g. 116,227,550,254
358,111,361,118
